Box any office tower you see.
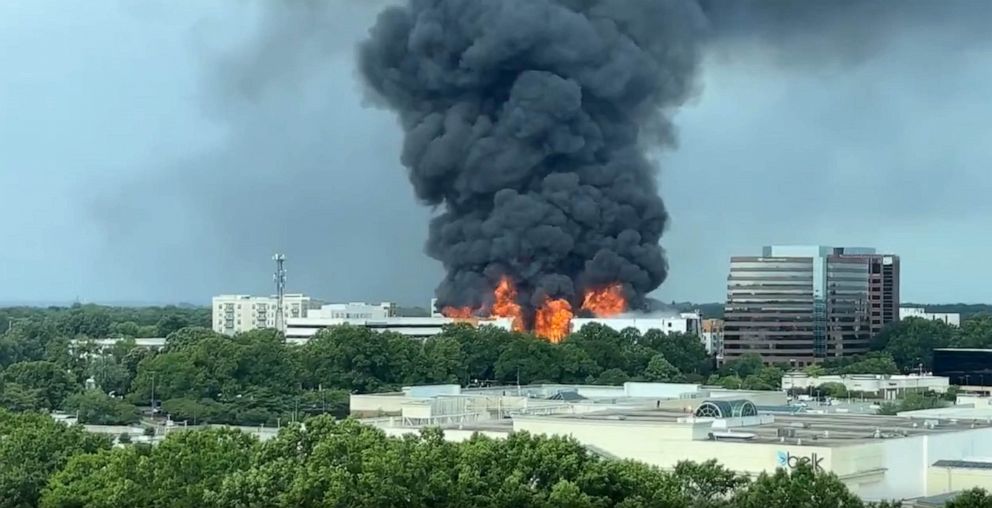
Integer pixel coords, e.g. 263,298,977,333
722,246,899,366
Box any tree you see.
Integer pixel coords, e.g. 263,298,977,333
86,357,132,396
63,390,139,425
0,382,44,412
43,428,258,508
946,488,992,508
673,459,748,506
644,354,682,382
871,318,956,370
415,336,467,385
743,366,784,391
162,326,222,352
817,382,849,399
557,343,602,383
720,354,764,379
494,336,562,385
156,315,192,338
2,360,76,409
877,392,948,416
733,464,864,508
836,353,900,376
596,368,630,385
0,410,110,507
642,330,712,377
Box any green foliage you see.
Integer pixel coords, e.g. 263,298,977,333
871,318,956,370
817,382,849,398
645,354,682,382
876,392,948,415
1,360,76,409
946,488,992,508
733,464,864,508
0,382,45,412
63,390,139,425
0,409,111,507
42,428,258,507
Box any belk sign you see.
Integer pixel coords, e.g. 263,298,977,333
776,451,825,473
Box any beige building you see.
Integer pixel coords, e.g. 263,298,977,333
212,294,320,335
354,382,992,502
782,372,949,399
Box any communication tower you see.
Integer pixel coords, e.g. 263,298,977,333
273,254,287,332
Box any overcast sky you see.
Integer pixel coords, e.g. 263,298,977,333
1,1,990,306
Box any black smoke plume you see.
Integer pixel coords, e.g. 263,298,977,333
360,0,990,318
359,0,705,317
359,0,705,318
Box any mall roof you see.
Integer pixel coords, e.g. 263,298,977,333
514,409,992,447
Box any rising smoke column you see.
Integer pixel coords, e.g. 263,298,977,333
359,0,706,320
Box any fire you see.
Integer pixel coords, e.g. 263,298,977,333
491,276,525,331
581,283,627,317
441,306,474,319
534,298,573,343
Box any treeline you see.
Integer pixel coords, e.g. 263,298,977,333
3,304,992,428
0,320,727,426
871,315,992,370
0,303,209,339
5,409,984,508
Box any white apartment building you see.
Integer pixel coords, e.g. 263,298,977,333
212,294,320,335
900,307,961,327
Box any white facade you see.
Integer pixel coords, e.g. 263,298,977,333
571,312,701,336
308,302,396,320
782,372,949,399
900,307,961,327
284,316,514,343
212,294,319,335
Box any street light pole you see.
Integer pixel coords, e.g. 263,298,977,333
150,372,156,416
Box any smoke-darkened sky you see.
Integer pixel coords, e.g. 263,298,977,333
1,0,991,306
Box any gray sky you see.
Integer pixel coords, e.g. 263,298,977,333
1,1,990,306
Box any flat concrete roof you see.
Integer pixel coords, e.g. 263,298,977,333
514,409,992,447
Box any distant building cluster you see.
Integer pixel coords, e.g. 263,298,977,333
723,245,900,366
211,294,320,335
900,307,961,327
210,293,706,345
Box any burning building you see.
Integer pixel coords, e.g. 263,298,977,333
359,0,697,340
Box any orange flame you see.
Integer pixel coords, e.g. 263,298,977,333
491,276,525,331
581,283,627,317
534,298,573,343
441,306,475,319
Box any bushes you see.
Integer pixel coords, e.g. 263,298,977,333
63,390,139,425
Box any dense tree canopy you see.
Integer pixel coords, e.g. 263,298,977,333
0,413,967,508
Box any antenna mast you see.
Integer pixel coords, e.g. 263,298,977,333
273,254,287,333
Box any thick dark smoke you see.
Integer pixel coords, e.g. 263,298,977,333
359,0,707,316
358,0,991,318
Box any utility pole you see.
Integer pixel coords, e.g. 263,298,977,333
150,372,156,416
273,254,287,333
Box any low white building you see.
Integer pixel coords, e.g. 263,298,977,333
782,372,949,399
284,316,514,343
307,302,396,320
900,307,961,327
212,294,320,335
572,312,701,336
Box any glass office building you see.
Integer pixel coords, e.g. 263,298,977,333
723,246,900,366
